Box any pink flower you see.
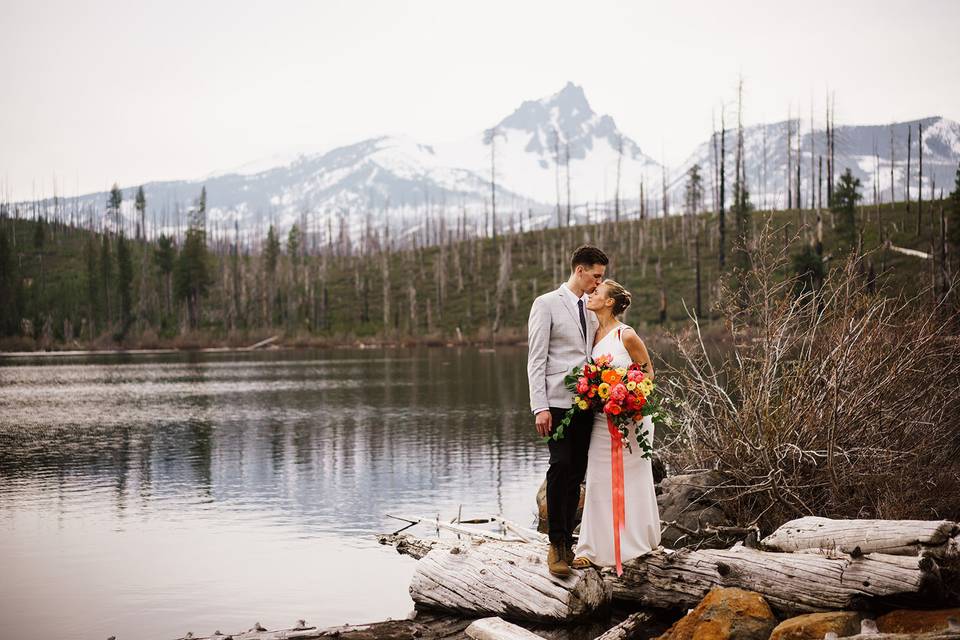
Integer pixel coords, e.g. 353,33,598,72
610,383,628,401
595,354,613,367
576,377,589,393
603,400,623,416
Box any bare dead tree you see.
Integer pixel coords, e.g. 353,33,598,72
565,141,572,226
810,99,816,217
787,107,793,210
917,121,923,237
761,122,768,209
889,126,896,206
719,107,726,268
816,155,824,256
484,126,499,246
615,134,623,223
712,110,720,213
906,125,912,215
825,98,832,207
796,115,803,214
553,128,562,228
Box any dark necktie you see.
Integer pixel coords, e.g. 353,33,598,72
577,299,587,339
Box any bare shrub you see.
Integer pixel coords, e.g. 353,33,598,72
659,223,960,533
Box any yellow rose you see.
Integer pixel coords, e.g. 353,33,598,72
615,367,627,377
641,380,654,395
578,400,589,410
626,381,637,391
598,382,610,399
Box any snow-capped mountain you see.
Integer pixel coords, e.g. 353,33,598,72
668,116,960,213
26,83,960,242
440,82,661,210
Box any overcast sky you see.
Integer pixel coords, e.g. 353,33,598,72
2,0,958,201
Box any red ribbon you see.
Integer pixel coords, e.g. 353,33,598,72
606,415,626,576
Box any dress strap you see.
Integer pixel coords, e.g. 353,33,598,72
616,324,631,342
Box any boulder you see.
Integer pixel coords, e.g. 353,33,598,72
656,471,735,548
655,587,778,640
769,611,863,640
876,608,960,634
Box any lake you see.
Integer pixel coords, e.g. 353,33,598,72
0,347,548,640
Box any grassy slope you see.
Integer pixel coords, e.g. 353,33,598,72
1,198,950,348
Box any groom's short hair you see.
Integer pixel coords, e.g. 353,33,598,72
571,245,608,270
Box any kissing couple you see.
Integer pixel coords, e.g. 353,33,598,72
527,245,661,576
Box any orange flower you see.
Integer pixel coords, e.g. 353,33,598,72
601,369,620,385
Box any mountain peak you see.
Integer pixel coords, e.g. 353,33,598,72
547,81,592,115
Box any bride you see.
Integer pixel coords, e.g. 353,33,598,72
573,279,661,572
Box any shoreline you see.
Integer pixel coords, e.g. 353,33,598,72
0,340,530,359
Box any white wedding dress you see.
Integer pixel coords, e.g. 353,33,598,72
575,323,662,567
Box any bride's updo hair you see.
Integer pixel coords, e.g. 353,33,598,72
603,279,632,316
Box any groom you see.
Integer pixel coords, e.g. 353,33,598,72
527,245,608,576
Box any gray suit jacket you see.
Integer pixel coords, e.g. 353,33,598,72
527,285,598,413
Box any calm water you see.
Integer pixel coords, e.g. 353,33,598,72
0,348,545,640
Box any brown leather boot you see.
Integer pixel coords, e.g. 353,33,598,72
565,545,575,565
547,542,571,576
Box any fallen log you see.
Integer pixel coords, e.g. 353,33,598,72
411,540,609,623
171,613,471,640
465,617,546,640
610,543,943,616
761,517,960,559
246,335,280,350
591,612,653,640
378,533,448,560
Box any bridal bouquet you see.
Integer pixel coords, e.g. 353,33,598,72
545,354,659,458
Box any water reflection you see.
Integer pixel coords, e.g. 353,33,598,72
0,348,543,639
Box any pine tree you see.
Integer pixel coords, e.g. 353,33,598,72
948,163,960,263
792,244,826,298
832,168,863,254
33,216,45,252
263,224,280,325
0,228,22,335
116,232,134,330
99,235,113,323
684,164,704,215
174,189,211,330
84,235,101,334
107,184,123,234
154,234,176,317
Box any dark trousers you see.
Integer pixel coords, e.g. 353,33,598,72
545,406,593,546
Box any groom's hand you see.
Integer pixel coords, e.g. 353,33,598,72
535,410,552,437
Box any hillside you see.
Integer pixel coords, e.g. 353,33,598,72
18,82,960,247
2,184,957,351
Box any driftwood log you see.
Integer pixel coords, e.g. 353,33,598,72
761,517,960,559
610,543,943,616
383,530,949,617
591,612,653,640
465,617,546,640
171,614,471,640
410,540,609,623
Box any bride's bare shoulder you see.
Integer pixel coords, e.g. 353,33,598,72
619,326,645,346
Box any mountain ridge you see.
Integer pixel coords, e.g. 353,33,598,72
17,83,960,240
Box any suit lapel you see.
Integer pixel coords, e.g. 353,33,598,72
557,286,589,356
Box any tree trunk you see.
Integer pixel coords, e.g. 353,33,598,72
410,541,608,623
918,122,924,237
719,114,726,268
907,126,912,215
611,544,945,617
760,516,959,559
